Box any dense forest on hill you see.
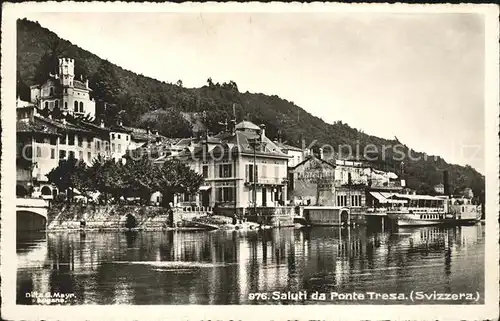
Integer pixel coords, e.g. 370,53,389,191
16,18,485,200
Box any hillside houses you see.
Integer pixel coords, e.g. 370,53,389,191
16,57,405,211
16,58,152,198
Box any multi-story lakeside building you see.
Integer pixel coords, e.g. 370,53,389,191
287,147,404,210
155,121,290,215
16,58,140,198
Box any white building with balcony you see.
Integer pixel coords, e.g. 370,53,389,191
161,121,289,215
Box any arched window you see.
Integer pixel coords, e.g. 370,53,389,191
55,100,59,109
64,102,68,109
74,101,78,112
41,186,52,196
79,102,84,113
44,102,49,109
49,87,54,96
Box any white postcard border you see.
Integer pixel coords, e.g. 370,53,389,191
1,2,499,320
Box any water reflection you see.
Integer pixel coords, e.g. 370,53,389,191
17,224,484,305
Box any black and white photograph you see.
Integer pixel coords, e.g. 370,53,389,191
1,2,499,320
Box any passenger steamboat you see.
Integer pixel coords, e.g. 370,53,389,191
386,194,481,226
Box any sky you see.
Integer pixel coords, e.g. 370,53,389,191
22,11,486,173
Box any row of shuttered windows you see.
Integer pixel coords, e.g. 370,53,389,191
337,194,363,207
201,163,281,181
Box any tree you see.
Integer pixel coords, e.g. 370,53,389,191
207,77,214,89
17,18,486,199
33,39,69,84
86,156,119,204
155,159,204,206
90,60,121,104
16,70,31,101
121,155,157,204
46,153,88,202
137,109,193,137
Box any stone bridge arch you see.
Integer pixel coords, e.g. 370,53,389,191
17,210,47,232
16,198,49,232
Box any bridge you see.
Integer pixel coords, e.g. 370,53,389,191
17,198,49,231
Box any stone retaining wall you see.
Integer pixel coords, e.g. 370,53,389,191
47,204,210,231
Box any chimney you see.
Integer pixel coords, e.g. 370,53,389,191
443,170,450,195
259,124,266,141
85,79,89,88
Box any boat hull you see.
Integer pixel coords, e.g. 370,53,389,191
387,212,481,226
387,214,444,226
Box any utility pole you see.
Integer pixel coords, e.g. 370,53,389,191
249,135,261,215
254,142,257,215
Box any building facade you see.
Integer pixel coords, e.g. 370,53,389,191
30,58,96,119
17,57,138,198
158,121,289,214
434,183,445,194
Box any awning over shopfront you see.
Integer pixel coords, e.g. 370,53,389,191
198,186,211,191
391,193,442,201
369,191,407,204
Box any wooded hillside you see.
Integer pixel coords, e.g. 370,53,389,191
16,18,485,199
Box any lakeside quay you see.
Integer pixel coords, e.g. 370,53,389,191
41,202,283,232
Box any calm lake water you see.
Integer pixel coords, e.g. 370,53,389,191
17,224,484,305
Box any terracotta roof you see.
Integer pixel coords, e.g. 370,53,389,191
16,99,34,108
122,126,168,142
235,120,260,131
276,142,303,152
176,130,288,159
17,118,60,136
78,121,111,134
35,115,95,135
73,80,88,90
109,124,133,133
290,155,336,170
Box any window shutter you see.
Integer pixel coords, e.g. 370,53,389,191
255,165,259,183
245,164,249,181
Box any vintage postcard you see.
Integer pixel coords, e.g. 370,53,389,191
1,2,499,320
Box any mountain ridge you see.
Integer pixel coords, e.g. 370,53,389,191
16,18,485,200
